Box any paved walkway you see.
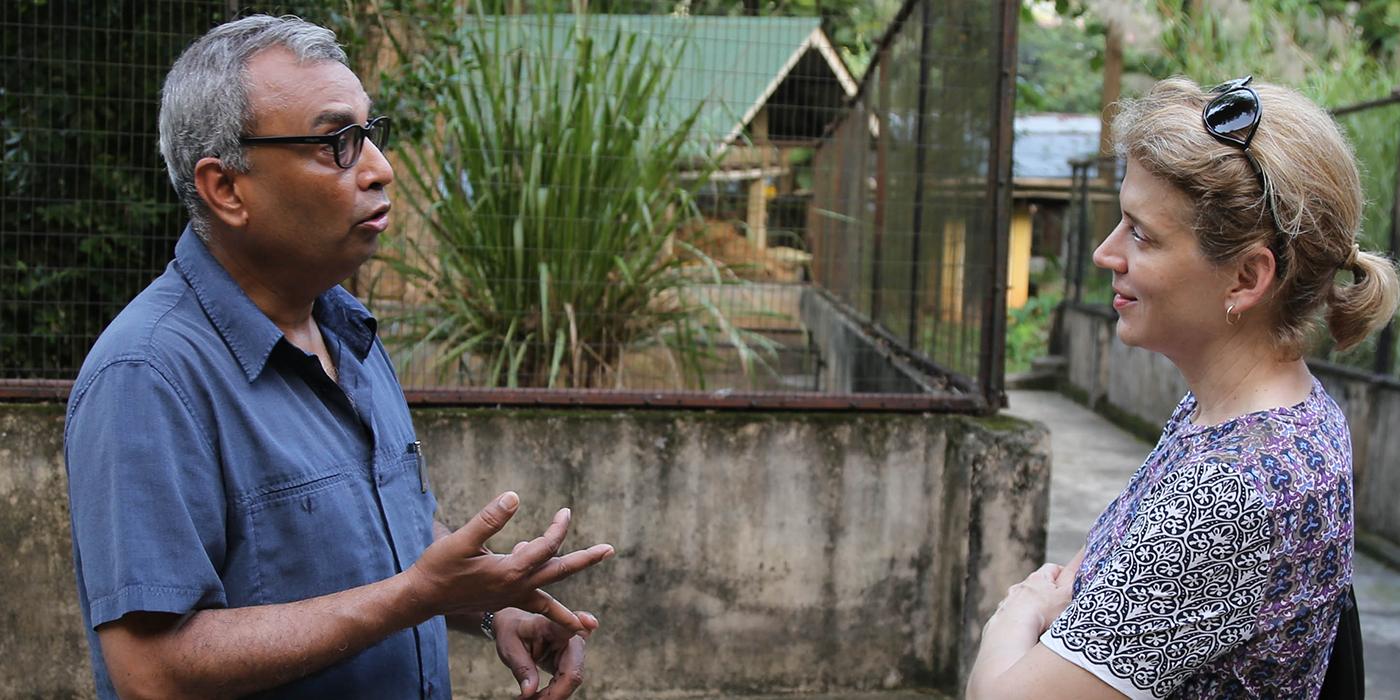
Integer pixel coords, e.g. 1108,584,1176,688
1007,389,1400,699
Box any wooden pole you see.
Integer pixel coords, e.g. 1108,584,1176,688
1097,20,1123,185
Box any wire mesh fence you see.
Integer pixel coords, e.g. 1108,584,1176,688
1,1,228,388
2,0,1017,410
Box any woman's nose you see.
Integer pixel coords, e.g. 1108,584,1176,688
1093,225,1126,272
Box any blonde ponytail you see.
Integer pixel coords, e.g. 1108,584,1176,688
1327,250,1400,352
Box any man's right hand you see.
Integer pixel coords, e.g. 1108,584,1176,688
402,491,614,633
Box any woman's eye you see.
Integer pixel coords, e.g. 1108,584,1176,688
1130,226,1145,242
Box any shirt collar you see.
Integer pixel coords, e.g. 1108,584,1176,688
174,226,378,382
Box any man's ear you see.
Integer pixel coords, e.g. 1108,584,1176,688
192,156,248,229
1228,245,1278,313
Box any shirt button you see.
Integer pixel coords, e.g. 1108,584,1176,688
376,471,387,487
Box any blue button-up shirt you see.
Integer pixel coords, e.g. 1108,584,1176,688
64,227,450,699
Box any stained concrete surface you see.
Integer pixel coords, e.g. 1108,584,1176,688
1007,389,1400,700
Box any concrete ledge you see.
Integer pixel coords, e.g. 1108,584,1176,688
0,404,1049,699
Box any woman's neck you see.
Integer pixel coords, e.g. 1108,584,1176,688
1173,329,1313,427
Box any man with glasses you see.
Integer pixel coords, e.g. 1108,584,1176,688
63,15,612,699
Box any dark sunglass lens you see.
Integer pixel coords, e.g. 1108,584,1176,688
1205,90,1258,135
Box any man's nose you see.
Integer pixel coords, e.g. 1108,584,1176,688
358,140,394,190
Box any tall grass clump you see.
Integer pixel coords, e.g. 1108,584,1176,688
383,9,771,389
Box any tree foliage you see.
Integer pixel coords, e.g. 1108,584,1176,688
1017,12,1103,113
1,2,230,378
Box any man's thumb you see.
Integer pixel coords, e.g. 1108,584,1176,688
458,491,520,551
514,665,539,698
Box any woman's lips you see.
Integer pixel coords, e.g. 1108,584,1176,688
1112,293,1137,310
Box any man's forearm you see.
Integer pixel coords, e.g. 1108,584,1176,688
102,572,428,699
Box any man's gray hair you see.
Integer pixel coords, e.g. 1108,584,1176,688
158,15,347,239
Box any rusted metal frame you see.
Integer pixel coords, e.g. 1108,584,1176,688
1073,162,1091,303
1065,165,1080,302
842,0,924,108
0,379,73,401
1,377,983,413
976,0,1019,412
870,45,891,324
402,387,982,413
1064,300,1117,321
905,0,933,351
1374,139,1400,375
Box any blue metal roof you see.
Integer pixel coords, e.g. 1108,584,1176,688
1013,113,1100,179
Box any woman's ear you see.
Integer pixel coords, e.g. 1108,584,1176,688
192,156,248,229
1228,245,1278,313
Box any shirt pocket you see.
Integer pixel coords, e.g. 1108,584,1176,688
242,467,394,605
376,451,438,569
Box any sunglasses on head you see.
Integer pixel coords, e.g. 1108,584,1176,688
239,116,392,170
1202,76,1282,236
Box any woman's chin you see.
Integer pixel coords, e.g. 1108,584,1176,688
1114,321,1144,348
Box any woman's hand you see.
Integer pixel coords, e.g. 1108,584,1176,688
991,562,1075,635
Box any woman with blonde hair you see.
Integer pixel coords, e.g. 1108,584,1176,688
967,76,1396,699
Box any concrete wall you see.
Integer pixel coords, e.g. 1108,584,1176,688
800,288,950,395
0,404,1049,699
1058,303,1400,554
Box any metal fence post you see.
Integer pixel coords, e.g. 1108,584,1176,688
977,0,1019,409
906,0,932,349
1373,145,1400,375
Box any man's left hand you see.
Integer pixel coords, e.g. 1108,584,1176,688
493,607,598,699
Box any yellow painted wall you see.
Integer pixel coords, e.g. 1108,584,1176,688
1007,204,1033,309
932,207,1033,323
939,219,966,323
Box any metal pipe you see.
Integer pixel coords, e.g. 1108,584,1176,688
978,0,1019,411
1331,90,1400,117
401,387,984,413
870,46,891,324
906,0,933,349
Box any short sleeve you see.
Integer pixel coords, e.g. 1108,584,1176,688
1041,461,1272,700
65,359,228,628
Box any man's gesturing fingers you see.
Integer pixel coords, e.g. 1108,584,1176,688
494,628,542,699
519,589,585,633
536,635,587,700
525,544,616,589
508,507,573,569
455,491,522,552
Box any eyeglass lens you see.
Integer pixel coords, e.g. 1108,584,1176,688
1205,91,1259,136
335,119,391,169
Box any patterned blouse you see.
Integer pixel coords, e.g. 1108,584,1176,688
1041,377,1353,699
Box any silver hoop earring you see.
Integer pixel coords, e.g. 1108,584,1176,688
1226,304,1242,325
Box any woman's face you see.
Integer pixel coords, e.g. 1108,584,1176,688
1092,158,1235,359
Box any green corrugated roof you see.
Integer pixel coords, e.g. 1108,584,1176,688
468,15,842,151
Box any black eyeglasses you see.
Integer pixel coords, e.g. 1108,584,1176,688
1202,76,1281,234
239,116,391,169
